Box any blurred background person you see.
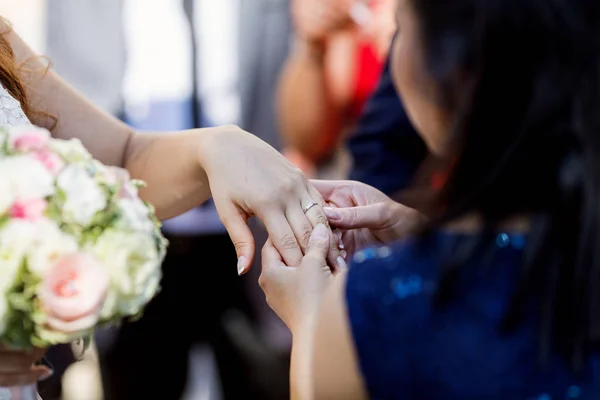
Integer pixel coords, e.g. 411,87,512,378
46,0,125,119
277,0,396,179
346,54,428,198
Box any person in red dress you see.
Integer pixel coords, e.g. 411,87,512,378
277,0,397,178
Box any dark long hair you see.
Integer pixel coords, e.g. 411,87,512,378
409,0,600,367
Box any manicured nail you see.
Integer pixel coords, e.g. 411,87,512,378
341,250,347,259
237,256,247,276
324,207,342,221
337,256,348,271
310,223,329,242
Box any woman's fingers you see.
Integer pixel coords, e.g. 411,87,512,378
285,206,315,254
323,204,387,229
304,185,346,271
303,223,332,265
215,200,255,275
262,213,304,267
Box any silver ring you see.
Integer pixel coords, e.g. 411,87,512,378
302,201,318,214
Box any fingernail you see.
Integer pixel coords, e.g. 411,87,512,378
237,256,247,276
324,207,342,221
334,229,342,241
338,240,345,250
341,250,347,259
310,223,329,242
337,256,348,271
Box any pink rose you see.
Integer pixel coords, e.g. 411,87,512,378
38,253,109,334
9,198,47,221
11,129,49,152
33,149,64,175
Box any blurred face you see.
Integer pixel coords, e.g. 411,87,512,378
391,0,450,155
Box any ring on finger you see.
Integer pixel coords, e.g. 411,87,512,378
302,201,319,214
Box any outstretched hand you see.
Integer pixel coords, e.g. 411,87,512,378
312,180,424,256
197,127,343,274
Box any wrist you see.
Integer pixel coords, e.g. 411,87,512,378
195,125,235,176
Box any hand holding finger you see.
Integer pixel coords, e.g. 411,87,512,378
303,185,346,270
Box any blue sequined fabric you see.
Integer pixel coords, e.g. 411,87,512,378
346,231,600,399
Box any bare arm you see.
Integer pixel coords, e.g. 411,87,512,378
4,20,345,272
276,34,354,163
290,273,367,400
6,22,211,220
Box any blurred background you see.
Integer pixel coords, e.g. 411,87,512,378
0,0,395,398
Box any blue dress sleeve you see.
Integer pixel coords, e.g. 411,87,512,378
346,55,427,195
345,240,439,399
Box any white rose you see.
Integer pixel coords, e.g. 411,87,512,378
57,163,107,226
115,198,153,232
26,219,79,277
0,220,36,281
88,229,162,319
0,220,37,333
0,156,54,213
48,138,92,163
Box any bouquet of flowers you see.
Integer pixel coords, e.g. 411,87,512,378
0,125,167,350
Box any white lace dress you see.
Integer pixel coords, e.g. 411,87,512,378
0,85,31,127
0,85,37,400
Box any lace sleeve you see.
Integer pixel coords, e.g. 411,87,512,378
0,85,31,127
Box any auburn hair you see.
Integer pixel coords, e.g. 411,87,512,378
0,21,31,121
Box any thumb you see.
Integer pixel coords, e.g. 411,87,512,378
304,223,331,263
218,203,255,276
324,204,386,229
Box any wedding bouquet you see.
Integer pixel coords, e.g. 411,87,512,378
0,125,167,350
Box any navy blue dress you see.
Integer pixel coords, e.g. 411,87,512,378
346,232,600,399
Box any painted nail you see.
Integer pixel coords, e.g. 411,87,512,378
324,207,342,221
337,256,348,271
237,256,247,276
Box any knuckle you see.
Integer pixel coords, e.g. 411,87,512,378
254,192,278,209
300,225,313,246
258,272,268,290
280,233,300,251
316,214,330,227
232,240,248,253
348,207,359,224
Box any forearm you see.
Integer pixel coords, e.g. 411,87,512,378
5,20,211,220
290,321,318,400
277,39,342,162
124,129,212,220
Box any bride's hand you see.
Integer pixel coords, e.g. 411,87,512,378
197,126,343,274
0,347,50,386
